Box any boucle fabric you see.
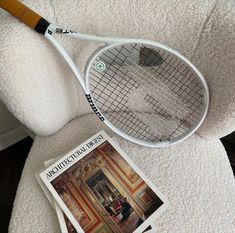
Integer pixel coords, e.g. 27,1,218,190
0,0,234,139
9,115,235,233
0,0,235,232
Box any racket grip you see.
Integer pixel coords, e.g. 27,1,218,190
0,0,50,34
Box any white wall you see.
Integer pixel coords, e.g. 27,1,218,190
0,100,27,150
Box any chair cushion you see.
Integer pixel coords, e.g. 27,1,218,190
0,0,234,139
9,114,235,233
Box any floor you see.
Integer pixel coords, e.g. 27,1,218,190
221,131,235,172
117,210,140,233
0,134,234,233
0,137,33,233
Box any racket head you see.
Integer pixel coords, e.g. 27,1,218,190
85,40,209,147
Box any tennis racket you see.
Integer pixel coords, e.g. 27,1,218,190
0,0,209,147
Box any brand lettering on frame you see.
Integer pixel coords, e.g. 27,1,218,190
85,94,105,121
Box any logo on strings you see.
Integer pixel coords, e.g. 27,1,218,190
95,61,106,72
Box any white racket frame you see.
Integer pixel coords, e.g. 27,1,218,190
44,24,209,147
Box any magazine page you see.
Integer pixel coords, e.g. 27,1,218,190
40,131,169,233
39,157,157,233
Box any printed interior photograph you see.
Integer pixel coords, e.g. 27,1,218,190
51,140,164,233
1,1,235,233
62,214,153,233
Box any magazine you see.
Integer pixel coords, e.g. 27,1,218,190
37,158,158,233
39,131,169,232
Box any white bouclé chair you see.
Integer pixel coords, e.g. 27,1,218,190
0,0,235,232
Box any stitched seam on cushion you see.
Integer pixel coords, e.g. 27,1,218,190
190,0,219,60
192,0,218,139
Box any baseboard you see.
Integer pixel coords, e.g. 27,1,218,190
0,126,28,151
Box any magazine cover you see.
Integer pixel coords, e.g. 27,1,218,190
40,131,169,233
54,201,155,233
37,158,157,233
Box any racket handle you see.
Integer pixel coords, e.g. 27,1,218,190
0,0,50,34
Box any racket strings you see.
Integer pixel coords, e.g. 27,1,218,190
88,43,205,143
135,105,189,137
92,51,184,116
103,49,200,125
108,112,168,142
91,60,186,139
91,45,135,104
90,74,178,140
90,77,167,141
131,44,202,104
125,64,203,124
135,44,202,97
122,44,203,118
89,46,140,110
128,45,204,122
91,46,127,105
124,59,189,116
103,47,200,128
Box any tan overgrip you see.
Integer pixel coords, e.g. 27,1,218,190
0,0,42,30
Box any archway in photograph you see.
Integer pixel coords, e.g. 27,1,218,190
86,170,142,233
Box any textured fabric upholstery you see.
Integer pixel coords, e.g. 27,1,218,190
9,115,235,233
0,0,234,232
0,0,234,138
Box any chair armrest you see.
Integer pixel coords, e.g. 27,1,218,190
192,0,235,139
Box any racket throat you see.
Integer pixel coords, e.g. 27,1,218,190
85,94,105,121
35,18,50,34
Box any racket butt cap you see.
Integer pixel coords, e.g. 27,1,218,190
35,18,50,34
